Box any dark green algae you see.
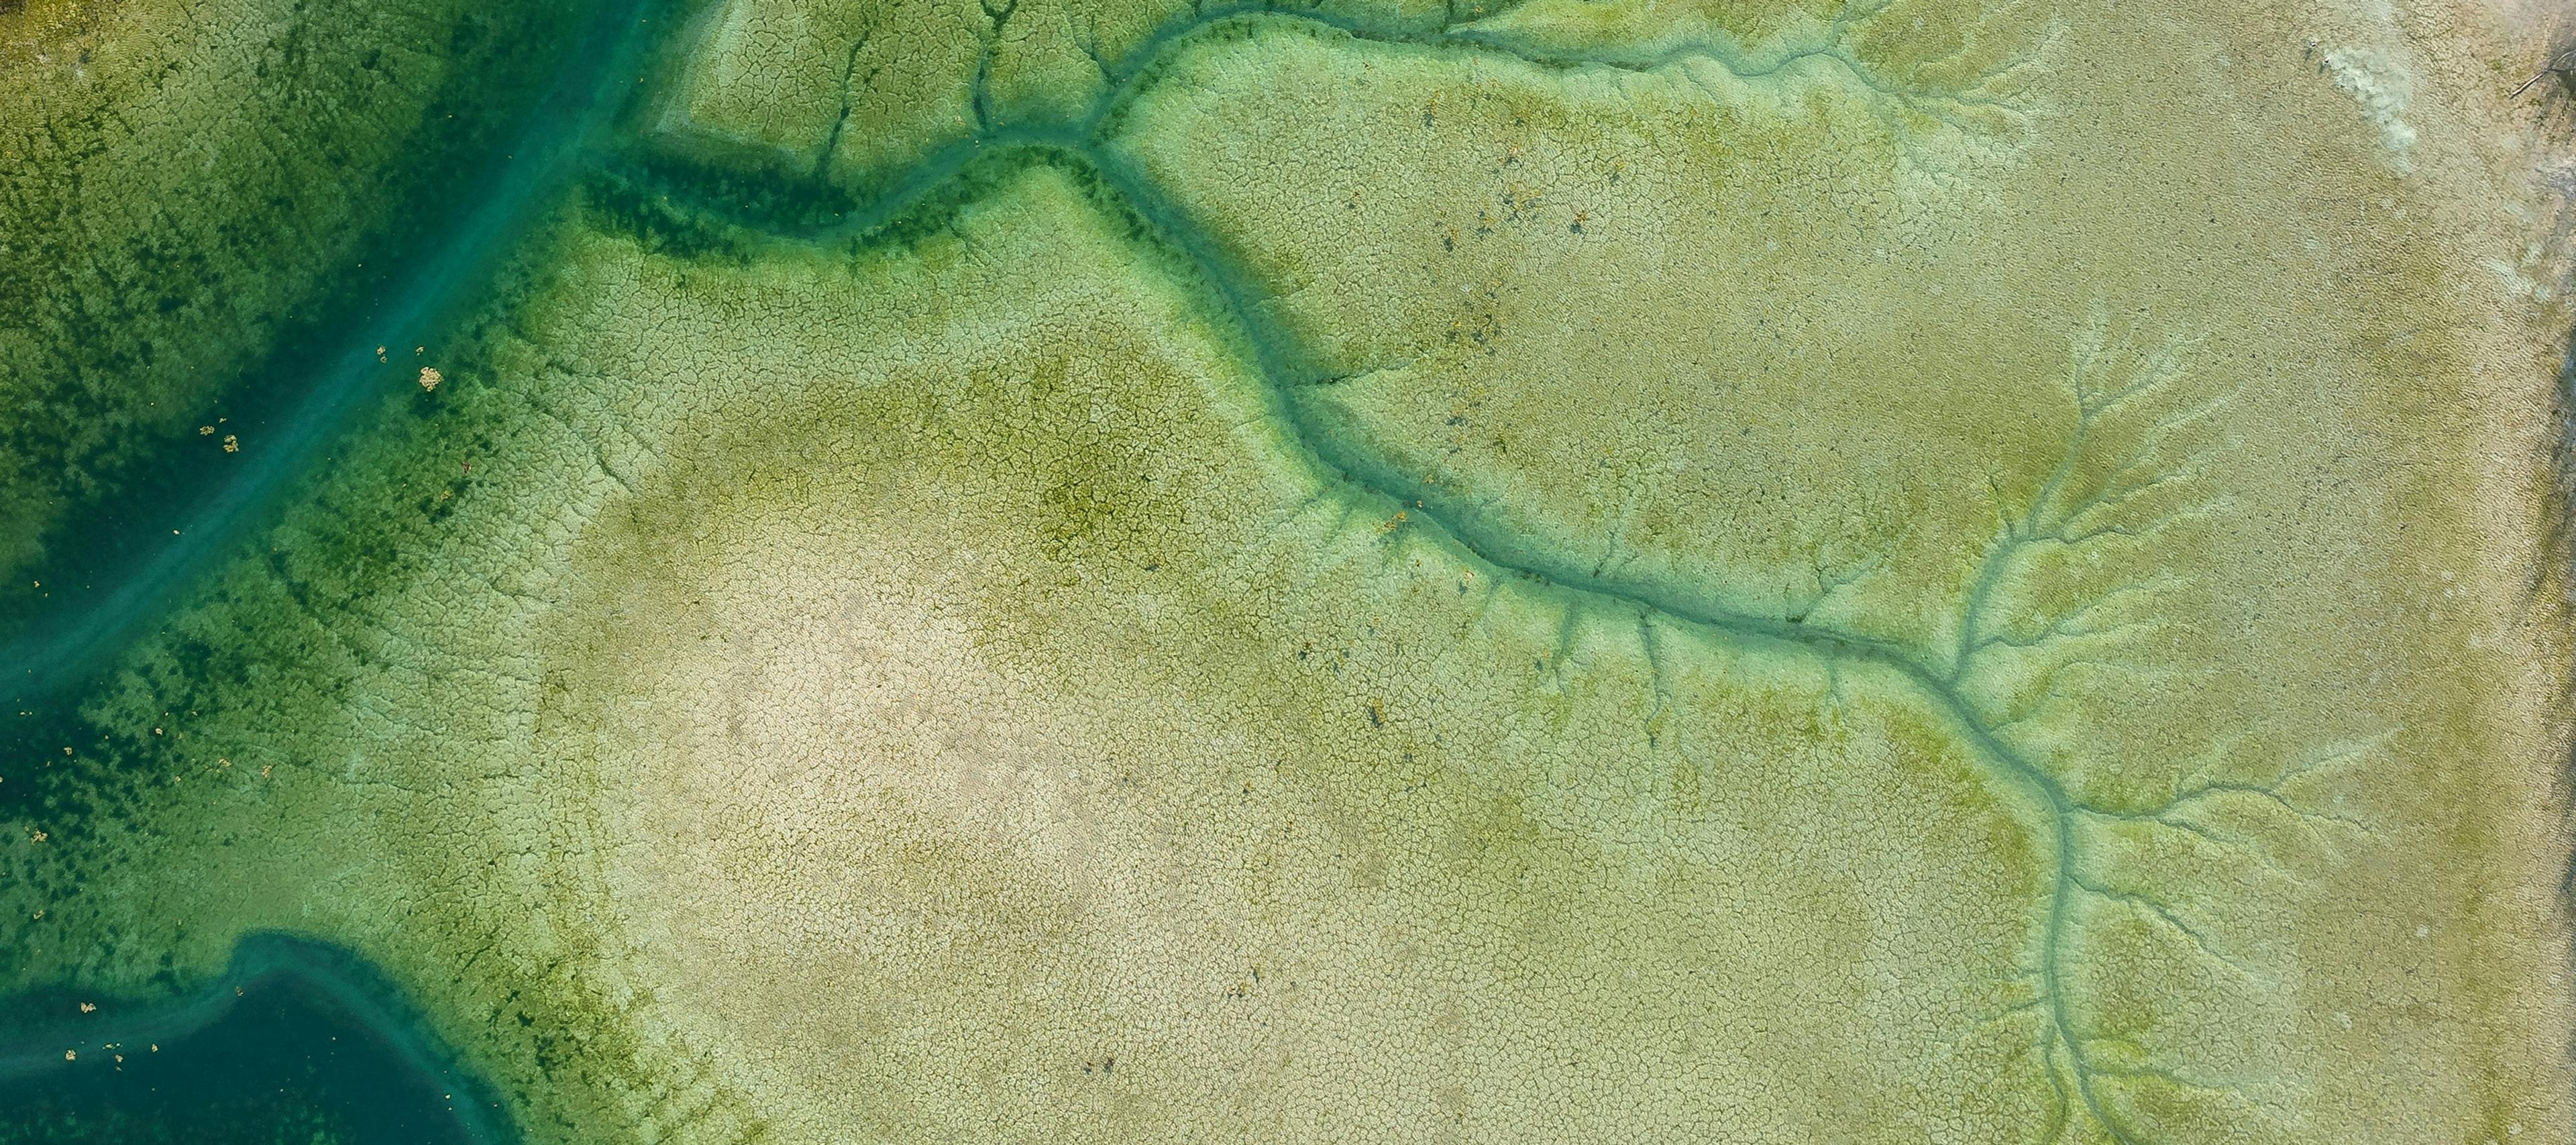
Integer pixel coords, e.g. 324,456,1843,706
0,1,575,657
0,0,670,706
0,0,680,1137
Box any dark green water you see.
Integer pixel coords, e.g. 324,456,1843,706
0,936,512,1144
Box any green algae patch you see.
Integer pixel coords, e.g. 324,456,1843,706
0,0,579,645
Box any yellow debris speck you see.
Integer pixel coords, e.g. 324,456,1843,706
78,1002,94,1014
419,367,443,392
199,425,213,436
223,435,238,453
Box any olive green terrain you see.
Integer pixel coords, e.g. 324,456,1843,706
0,0,574,633
4,0,2575,1142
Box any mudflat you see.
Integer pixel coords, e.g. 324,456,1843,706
3,0,2573,1142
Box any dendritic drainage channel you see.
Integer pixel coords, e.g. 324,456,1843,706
616,0,2035,243
622,6,2367,1142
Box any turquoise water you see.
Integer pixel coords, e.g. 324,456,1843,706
0,936,509,1144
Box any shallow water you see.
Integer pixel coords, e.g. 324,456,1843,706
0,937,507,1144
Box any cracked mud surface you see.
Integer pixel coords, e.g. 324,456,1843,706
4,0,2576,1142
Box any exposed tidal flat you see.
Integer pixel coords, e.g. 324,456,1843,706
3,0,2576,1142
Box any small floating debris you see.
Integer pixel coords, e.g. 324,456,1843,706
419,367,443,392
223,434,238,453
